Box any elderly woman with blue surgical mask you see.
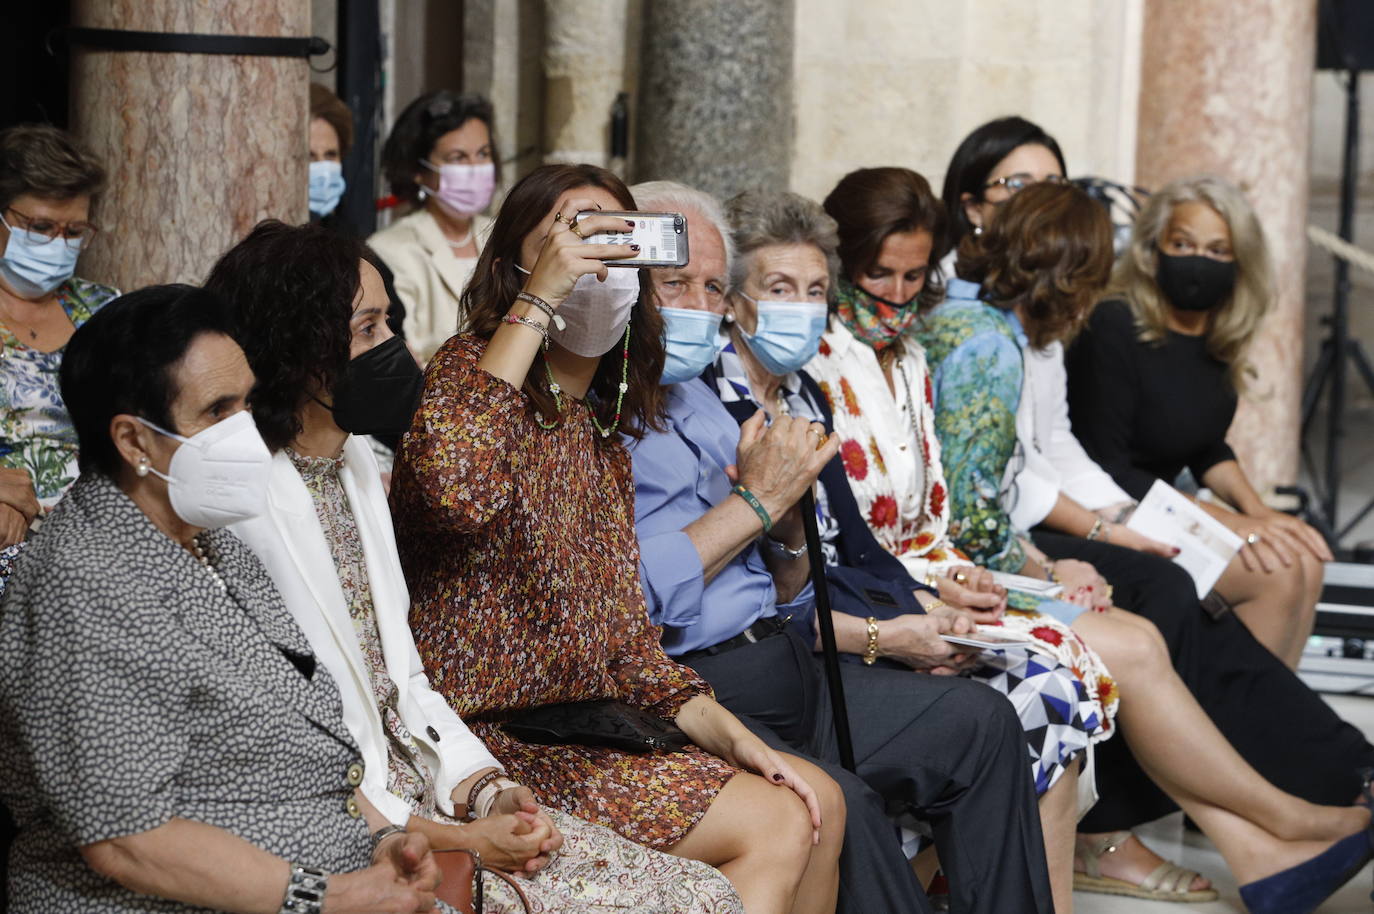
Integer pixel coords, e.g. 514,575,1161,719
0,125,118,563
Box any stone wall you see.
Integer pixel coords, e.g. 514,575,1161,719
789,0,1143,201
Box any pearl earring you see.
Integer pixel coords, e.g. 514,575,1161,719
137,458,150,477
972,225,984,236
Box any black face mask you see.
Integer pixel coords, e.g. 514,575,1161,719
330,335,424,437
1155,252,1237,312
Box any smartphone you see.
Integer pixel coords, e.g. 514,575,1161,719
576,210,689,268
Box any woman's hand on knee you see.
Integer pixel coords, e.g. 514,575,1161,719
728,736,824,844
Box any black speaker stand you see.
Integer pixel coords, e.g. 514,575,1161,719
1302,69,1374,544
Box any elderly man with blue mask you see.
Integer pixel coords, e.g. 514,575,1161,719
625,180,1056,914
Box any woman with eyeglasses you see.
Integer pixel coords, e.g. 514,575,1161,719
1066,176,1332,670
938,116,1071,279
0,125,117,563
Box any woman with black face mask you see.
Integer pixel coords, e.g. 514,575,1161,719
1067,176,1332,672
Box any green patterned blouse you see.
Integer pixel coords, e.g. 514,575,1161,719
915,278,1028,572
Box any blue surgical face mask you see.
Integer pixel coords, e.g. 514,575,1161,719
308,160,346,217
739,295,829,376
0,217,81,299
660,307,726,385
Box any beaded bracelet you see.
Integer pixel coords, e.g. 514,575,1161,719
516,291,565,331
502,313,549,349
731,484,773,533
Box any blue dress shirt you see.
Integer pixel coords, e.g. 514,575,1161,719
626,378,815,656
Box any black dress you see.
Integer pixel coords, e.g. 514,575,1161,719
1057,298,1374,829
1065,298,1236,497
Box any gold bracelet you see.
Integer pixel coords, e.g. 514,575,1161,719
862,617,880,665
923,599,946,613
1085,517,1104,541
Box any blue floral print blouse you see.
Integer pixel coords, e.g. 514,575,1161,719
916,279,1028,572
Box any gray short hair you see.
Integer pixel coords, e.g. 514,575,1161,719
630,180,736,281
723,190,840,294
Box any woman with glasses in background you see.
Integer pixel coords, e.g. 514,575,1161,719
0,125,117,576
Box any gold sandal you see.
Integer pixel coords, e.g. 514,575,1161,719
1074,831,1219,903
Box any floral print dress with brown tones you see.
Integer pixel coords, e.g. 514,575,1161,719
293,450,744,914
390,335,739,852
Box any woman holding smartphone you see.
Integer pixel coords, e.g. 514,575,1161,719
389,163,844,914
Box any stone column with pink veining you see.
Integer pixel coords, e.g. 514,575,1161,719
68,0,310,292
1136,0,1317,494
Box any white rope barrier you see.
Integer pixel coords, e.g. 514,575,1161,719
1308,224,1374,277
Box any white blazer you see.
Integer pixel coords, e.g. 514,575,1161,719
230,436,501,825
1003,341,1133,530
368,208,491,363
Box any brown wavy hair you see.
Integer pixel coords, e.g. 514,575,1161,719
460,163,666,438
822,166,947,312
955,182,1112,350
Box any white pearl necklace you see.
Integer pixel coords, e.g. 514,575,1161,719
190,534,228,594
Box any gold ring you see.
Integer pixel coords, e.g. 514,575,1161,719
567,223,586,240
1246,532,1261,545
953,570,969,585
808,427,827,444
554,212,569,224
1105,585,1114,603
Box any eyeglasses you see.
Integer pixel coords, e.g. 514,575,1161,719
982,173,1071,197
2,207,99,250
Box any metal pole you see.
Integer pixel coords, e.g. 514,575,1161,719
1324,69,1359,529
335,0,382,238
800,488,856,772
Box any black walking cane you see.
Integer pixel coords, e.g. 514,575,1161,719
799,487,857,772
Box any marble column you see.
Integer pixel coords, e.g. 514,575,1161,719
1136,0,1317,493
542,0,629,167
636,0,794,200
68,0,310,292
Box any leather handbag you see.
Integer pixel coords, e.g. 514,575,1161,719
502,699,690,753
433,849,532,914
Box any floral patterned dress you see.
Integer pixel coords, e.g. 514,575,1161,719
294,449,743,914
391,335,740,852
806,315,1118,744
0,277,118,512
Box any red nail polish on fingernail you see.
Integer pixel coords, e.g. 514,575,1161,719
1172,547,1181,555
625,219,636,227
772,773,784,781
630,244,640,251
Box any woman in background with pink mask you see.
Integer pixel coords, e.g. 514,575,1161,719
371,91,500,363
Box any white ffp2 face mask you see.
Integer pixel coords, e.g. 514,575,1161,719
514,264,642,357
137,410,273,528
551,268,641,356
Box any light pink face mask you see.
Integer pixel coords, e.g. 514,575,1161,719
421,161,496,216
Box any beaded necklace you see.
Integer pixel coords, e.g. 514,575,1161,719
535,323,632,438
190,534,228,594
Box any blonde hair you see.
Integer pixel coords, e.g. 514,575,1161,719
1107,175,1273,388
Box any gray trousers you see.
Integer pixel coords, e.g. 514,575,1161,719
683,629,1054,914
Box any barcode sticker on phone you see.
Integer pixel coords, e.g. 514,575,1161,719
580,212,684,265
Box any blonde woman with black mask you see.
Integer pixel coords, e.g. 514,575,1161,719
1066,175,1332,671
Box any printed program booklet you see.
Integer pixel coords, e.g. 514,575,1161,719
1126,480,1243,597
